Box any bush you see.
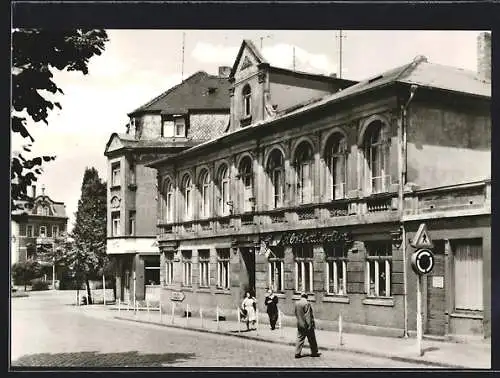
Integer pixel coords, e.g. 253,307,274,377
31,278,49,291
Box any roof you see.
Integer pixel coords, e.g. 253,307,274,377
104,132,201,154
230,39,267,78
128,71,230,116
12,195,68,219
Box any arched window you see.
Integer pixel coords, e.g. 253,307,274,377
181,174,193,221
239,157,253,212
217,164,230,216
199,170,211,218
294,142,314,204
242,85,251,118
164,179,174,223
325,133,347,200
363,121,390,194
266,149,285,209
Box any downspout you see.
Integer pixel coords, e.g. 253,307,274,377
400,84,418,338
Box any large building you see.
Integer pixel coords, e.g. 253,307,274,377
148,35,491,340
104,68,233,302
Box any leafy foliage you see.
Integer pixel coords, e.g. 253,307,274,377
11,29,109,211
12,260,43,290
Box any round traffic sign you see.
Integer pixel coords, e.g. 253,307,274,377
410,248,434,275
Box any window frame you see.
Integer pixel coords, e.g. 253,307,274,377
111,211,121,237
216,248,230,290
26,225,34,238
325,134,347,200
295,142,314,204
51,225,59,238
39,225,47,238
181,250,193,287
128,211,136,236
242,85,252,118
164,252,174,286
294,245,314,293
268,249,285,292
181,175,193,221
199,170,211,219
365,241,392,298
239,157,254,213
111,162,121,187
198,249,210,288
174,117,186,137
364,122,390,194
218,165,230,216
452,239,483,313
144,256,161,286
325,244,348,296
267,149,285,209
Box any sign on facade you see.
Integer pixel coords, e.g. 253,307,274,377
410,223,434,249
432,276,444,288
410,248,435,275
170,291,185,302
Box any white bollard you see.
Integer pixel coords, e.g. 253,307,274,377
339,314,344,346
186,304,190,326
237,307,241,333
118,298,121,313
103,275,106,306
171,302,175,324
216,306,220,330
200,307,204,328
159,299,163,323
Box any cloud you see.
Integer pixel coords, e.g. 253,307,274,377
191,42,238,65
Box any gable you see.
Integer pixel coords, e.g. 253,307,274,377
105,134,125,154
230,40,267,79
236,50,259,75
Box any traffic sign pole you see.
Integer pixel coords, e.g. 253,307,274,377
416,274,423,357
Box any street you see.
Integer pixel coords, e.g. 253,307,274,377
11,291,424,368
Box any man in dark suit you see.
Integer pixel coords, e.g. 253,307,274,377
294,292,320,358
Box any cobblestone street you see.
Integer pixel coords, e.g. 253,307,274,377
11,291,424,368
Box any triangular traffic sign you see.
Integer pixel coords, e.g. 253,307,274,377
411,223,434,249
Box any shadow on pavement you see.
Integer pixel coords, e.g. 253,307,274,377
11,351,196,367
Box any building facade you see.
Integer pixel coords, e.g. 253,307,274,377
149,36,491,340
105,69,232,302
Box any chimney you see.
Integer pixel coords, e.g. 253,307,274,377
218,66,231,78
477,32,491,82
31,185,36,198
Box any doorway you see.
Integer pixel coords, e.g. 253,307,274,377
240,247,256,297
426,240,446,336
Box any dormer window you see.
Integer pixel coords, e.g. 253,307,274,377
208,87,217,95
174,117,186,137
242,84,252,118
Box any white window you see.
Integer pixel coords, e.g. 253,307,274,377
365,241,392,297
239,157,253,212
181,174,193,221
217,248,230,289
268,248,284,292
111,212,120,236
37,206,43,215
161,179,174,223
174,117,186,137
164,252,174,285
364,121,390,194
182,250,192,286
294,246,314,293
199,170,211,218
129,211,136,236
218,165,230,216
129,162,136,186
52,226,59,238
39,226,47,238
325,244,348,295
144,256,160,286
199,249,210,287
267,149,285,209
111,162,121,187
242,85,251,118
325,133,347,200
162,120,175,137
295,142,314,204
453,239,483,312
26,225,33,237
42,206,49,216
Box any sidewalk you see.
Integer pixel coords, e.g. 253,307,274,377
89,303,490,369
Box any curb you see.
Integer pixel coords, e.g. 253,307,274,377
113,315,471,369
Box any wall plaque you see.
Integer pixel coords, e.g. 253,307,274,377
170,291,185,302
432,276,444,288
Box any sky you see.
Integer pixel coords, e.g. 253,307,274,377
11,30,487,230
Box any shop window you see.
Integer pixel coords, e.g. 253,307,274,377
144,256,160,286
239,156,254,212
217,248,230,289
452,239,483,312
325,244,348,295
294,142,314,204
199,170,211,218
294,246,314,293
268,247,284,292
365,241,392,297
111,212,120,236
111,162,121,187
266,149,285,209
199,249,210,288
164,252,174,286
325,133,347,200
363,121,390,194
182,250,192,287
217,165,230,216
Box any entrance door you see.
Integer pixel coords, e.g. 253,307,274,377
426,240,446,336
240,247,256,296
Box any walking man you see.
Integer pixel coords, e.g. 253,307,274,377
294,292,320,358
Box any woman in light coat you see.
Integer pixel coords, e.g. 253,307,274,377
241,291,257,331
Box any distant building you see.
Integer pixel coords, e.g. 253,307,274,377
104,69,232,302
11,185,68,280
148,36,491,340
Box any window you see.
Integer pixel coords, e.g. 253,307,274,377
242,85,252,118
266,149,285,209
112,162,121,187
452,239,483,312
26,225,33,237
52,226,59,238
268,247,284,292
164,252,174,285
161,179,174,223
129,162,136,186
42,206,49,216
199,170,211,218
128,211,136,236
294,246,314,293
217,165,230,216
217,248,230,289
144,256,160,286
199,249,210,287
239,157,253,212
39,226,47,238
111,212,120,236
363,121,390,194
182,250,192,287
174,117,186,137
181,174,193,221
295,142,314,204
162,120,175,137
325,244,348,295
325,133,347,200
37,206,43,215
365,241,392,297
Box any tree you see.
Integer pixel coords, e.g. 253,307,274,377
12,260,42,291
11,29,109,211
69,167,107,304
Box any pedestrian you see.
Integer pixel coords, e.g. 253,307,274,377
294,292,320,358
241,291,257,331
264,288,279,330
